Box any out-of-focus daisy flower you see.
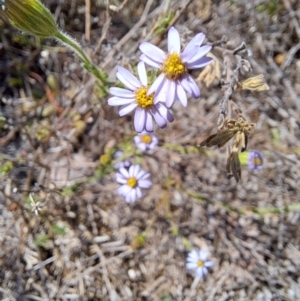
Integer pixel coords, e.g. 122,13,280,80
108,62,174,133
186,249,214,278
134,131,158,152
114,151,132,169
247,151,263,170
139,27,212,108
116,164,152,203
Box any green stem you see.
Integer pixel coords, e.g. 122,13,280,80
54,30,107,85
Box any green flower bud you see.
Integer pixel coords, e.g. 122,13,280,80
1,0,59,37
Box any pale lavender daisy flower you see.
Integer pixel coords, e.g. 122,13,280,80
186,250,214,278
114,151,132,170
134,131,158,152
108,61,174,133
247,151,263,170
139,26,213,108
116,164,152,203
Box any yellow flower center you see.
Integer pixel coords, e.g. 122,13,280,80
100,154,110,165
162,53,187,80
252,157,262,166
127,177,137,188
140,134,152,144
135,87,154,109
197,260,204,267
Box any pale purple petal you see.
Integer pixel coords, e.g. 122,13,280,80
155,103,174,122
165,80,176,108
136,187,142,199
125,189,136,203
186,75,200,98
134,136,140,145
131,164,140,177
117,185,131,196
139,54,162,69
180,76,193,94
145,111,154,132
199,250,209,261
117,66,141,90
119,167,130,178
136,169,148,179
109,87,135,98
181,46,200,63
134,108,146,133
139,42,166,63
137,61,148,86
168,27,181,53
115,175,127,184
195,268,204,278
108,96,135,106
119,102,138,116
148,73,165,95
186,56,213,69
136,142,147,152
151,106,167,128
204,261,214,268
186,262,198,270
139,172,150,180
176,83,187,107
185,45,212,66
138,179,152,188
182,32,205,55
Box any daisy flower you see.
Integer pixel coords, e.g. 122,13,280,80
108,62,174,133
134,131,158,152
113,151,132,170
247,151,263,170
186,249,214,279
139,26,213,108
116,164,152,203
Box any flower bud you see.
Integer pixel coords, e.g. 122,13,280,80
1,0,59,38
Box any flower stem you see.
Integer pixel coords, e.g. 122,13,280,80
54,30,107,86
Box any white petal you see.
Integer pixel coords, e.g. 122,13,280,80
138,179,152,189
117,185,130,196
187,75,200,98
139,42,166,63
117,66,141,90
182,32,205,55
119,103,138,116
148,73,165,95
108,96,135,106
168,26,181,53
131,164,140,177
155,103,174,122
180,76,193,94
186,262,198,270
137,61,148,86
116,175,127,184
195,267,204,278
151,106,167,128
185,45,212,65
136,187,142,199
136,142,147,152
176,84,187,107
186,57,213,69
199,250,209,261
140,54,162,69
145,111,154,132
139,172,150,180
204,261,214,268
134,108,146,133
109,87,135,98
165,80,176,108
119,167,129,178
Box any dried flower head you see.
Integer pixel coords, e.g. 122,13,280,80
1,0,59,38
200,117,255,182
236,74,270,91
247,151,263,170
108,62,174,133
116,165,152,203
139,27,212,108
186,249,214,279
134,132,158,152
